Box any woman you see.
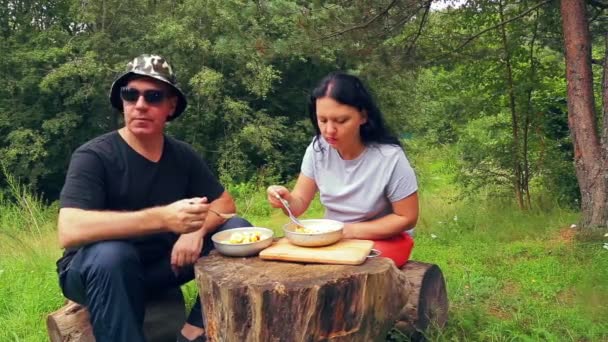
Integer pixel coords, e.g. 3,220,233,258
267,72,419,267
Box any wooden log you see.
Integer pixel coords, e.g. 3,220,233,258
195,252,448,342
47,300,94,342
46,287,186,342
393,261,449,341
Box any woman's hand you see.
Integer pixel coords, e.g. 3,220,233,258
267,175,318,217
267,185,290,208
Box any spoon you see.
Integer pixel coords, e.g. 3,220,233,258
274,193,305,228
208,209,237,220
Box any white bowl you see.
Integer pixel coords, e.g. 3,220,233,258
211,227,274,257
282,219,344,247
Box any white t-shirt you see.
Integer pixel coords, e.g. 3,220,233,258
301,137,418,224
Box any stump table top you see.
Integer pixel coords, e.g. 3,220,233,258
194,250,395,288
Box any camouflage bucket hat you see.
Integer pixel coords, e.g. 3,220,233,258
109,54,187,121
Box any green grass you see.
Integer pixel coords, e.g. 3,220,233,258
0,202,64,341
409,226,608,341
2,199,606,342
1,147,607,341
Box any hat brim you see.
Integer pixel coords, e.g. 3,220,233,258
109,71,187,121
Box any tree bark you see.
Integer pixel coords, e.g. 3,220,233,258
561,0,608,228
601,32,608,150
195,253,448,342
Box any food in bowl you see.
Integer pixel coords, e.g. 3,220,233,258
212,227,274,257
294,226,339,234
223,231,263,244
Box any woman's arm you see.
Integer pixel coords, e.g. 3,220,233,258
343,192,419,240
267,173,318,217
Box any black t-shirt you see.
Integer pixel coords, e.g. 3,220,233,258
58,131,224,264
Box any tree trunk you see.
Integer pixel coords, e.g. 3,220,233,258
498,0,525,210
195,253,448,342
560,0,608,228
46,287,186,342
601,32,608,154
523,8,541,210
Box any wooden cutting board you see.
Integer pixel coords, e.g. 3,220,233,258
259,238,374,265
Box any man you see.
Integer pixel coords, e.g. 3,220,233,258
56,54,249,342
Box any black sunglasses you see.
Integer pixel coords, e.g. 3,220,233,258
120,87,167,104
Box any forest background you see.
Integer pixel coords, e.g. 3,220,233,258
0,0,607,341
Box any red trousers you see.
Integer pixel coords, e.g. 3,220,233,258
372,232,414,268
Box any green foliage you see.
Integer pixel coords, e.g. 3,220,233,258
404,0,580,208
0,0,336,197
457,112,517,196
189,67,224,98
0,0,585,212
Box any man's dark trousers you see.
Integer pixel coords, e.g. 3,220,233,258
59,217,252,342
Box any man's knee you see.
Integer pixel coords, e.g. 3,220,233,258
62,241,142,304
220,216,253,230
80,241,141,276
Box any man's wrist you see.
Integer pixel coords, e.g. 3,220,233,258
143,206,166,232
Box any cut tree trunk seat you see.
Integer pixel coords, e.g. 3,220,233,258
46,287,186,342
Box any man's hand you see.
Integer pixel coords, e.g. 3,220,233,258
161,197,209,234
171,230,204,271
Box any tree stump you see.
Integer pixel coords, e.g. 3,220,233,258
46,287,186,342
195,252,447,342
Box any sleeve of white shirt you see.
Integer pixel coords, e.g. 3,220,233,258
300,142,315,179
386,150,418,202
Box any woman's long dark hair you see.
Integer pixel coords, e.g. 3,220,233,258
308,72,401,149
